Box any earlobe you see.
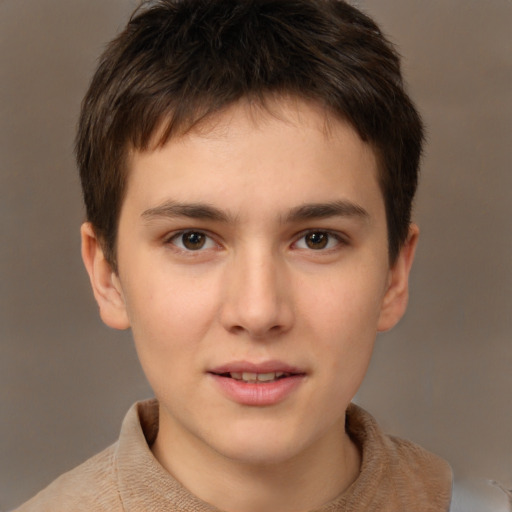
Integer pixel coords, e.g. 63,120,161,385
377,224,419,332
80,222,130,330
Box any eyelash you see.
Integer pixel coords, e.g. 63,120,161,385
166,230,219,252
293,230,347,251
165,229,347,253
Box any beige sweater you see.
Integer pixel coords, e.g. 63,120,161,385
15,399,452,511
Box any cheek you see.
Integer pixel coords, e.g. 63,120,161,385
298,266,386,386
301,268,386,339
126,266,220,331
121,271,221,378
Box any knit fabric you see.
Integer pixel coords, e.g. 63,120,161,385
15,399,452,511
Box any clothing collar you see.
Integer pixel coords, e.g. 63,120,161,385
115,399,219,511
114,399,451,511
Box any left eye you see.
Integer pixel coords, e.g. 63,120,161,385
169,231,217,251
294,231,340,250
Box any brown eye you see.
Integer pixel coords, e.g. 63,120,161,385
168,230,218,253
305,232,329,250
181,231,207,250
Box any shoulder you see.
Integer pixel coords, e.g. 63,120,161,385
384,434,453,506
385,432,452,476
345,404,453,511
13,400,158,512
13,444,122,512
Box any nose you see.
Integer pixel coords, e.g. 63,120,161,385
219,247,294,339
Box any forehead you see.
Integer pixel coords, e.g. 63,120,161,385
134,95,379,168
123,97,383,218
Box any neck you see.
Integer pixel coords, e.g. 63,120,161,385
152,410,361,512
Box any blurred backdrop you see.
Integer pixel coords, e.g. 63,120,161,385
1,1,511,510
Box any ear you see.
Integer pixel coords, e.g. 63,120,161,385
377,224,419,332
80,222,130,330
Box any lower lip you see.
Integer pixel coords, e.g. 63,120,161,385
209,374,305,406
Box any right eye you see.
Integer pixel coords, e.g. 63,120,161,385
168,231,217,251
293,230,345,251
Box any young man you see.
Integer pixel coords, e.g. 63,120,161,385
16,0,453,510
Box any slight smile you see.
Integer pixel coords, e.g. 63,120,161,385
208,361,307,406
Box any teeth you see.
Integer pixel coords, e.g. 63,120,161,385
256,372,276,382
229,371,287,382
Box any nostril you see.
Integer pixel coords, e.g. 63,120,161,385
218,276,294,337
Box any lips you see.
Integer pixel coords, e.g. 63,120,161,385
209,360,304,376
208,361,306,406
228,371,288,382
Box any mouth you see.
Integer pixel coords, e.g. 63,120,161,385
208,360,306,382
212,371,295,383
207,361,306,405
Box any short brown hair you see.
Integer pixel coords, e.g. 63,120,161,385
76,0,423,268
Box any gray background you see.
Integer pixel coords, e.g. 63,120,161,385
1,1,510,510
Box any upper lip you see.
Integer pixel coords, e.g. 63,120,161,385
209,360,305,375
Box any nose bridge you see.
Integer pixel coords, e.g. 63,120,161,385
220,242,293,337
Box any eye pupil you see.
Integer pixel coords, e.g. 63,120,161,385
306,232,328,249
182,232,206,250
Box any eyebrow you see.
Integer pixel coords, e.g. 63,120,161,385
285,200,369,223
141,201,231,223
141,199,369,224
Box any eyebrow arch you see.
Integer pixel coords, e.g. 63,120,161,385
285,200,369,223
141,200,231,223
142,199,368,224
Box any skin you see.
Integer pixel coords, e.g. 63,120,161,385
82,98,418,512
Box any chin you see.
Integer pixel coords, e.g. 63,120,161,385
208,422,312,467
221,443,301,467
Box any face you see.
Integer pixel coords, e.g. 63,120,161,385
83,98,416,471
